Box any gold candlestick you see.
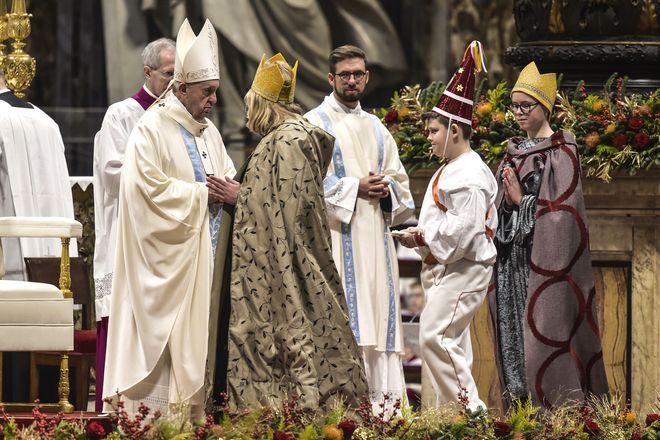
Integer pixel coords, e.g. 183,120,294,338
4,0,34,98
0,0,8,71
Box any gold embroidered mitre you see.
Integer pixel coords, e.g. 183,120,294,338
174,18,219,83
511,61,557,113
250,53,298,103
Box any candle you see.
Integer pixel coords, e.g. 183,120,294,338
11,0,26,14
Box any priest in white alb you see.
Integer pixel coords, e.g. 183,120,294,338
102,19,236,419
305,45,414,414
92,37,175,413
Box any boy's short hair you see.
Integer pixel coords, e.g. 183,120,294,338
422,111,472,139
329,45,367,74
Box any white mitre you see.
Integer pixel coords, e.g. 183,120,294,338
174,18,219,83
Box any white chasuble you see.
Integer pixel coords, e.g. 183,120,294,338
0,99,77,281
306,95,414,353
102,92,235,416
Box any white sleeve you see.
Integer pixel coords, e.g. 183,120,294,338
95,108,132,199
323,171,359,224
420,186,490,264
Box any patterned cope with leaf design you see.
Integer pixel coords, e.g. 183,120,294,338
227,118,368,410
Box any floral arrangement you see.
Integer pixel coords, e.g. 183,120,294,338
3,394,660,439
375,75,660,181
374,82,445,174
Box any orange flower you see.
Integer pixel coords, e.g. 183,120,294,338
398,107,411,119
491,111,506,123
636,105,652,116
624,411,637,425
604,123,617,135
592,100,607,112
475,102,493,117
584,132,600,149
322,425,344,440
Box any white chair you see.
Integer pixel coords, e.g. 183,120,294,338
0,216,81,413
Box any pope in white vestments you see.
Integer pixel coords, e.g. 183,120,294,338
305,45,414,412
92,38,175,413
102,19,235,419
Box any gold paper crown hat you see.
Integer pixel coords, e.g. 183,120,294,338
174,18,219,83
250,53,298,103
511,61,557,113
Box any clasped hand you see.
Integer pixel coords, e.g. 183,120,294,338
502,167,523,207
206,175,240,205
358,171,390,199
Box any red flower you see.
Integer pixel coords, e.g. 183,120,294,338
471,117,479,129
646,413,660,426
338,418,358,438
274,431,295,440
628,116,644,131
85,420,107,438
613,132,629,150
633,131,650,150
630,432,643,440
493,420,512,437
584,419,601,436
384,110,399,124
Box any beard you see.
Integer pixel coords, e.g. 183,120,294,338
334,84,363,103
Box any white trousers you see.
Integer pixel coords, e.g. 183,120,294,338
419,259,492,409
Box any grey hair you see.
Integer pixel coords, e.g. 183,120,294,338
141,38,175,69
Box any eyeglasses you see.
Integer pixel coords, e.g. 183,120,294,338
335,70,366,82
509,102,539,114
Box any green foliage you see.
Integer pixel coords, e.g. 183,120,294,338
4,397,660,439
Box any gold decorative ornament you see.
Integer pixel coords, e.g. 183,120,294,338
4,0,35,98
57,235,74,412
0,0,8,70
548,0,565,34
638,0,659,33
59,237,73,299
57,354,74,413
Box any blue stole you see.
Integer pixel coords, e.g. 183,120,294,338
311,106,398,351
179,126,222,256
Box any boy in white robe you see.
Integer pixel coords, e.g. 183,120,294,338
397,41,497,411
